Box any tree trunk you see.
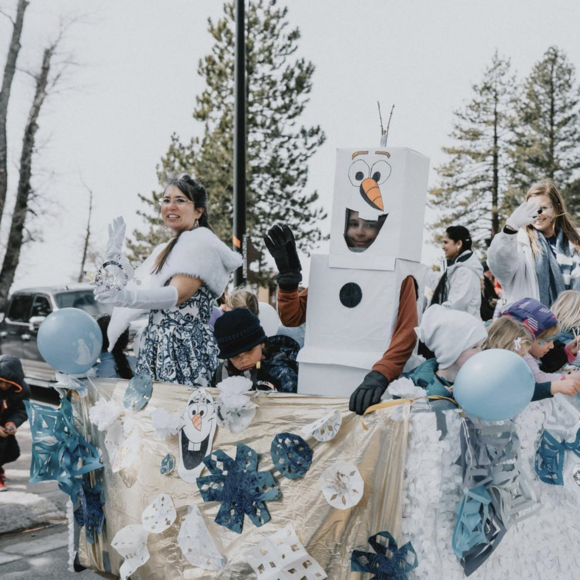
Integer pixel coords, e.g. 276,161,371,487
0,0,29,230
78,185,93,282
491,94,499,241
0,47,52,311
548,60,556,178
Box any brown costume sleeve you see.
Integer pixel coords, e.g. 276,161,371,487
277,288,309,327
371,275,418,382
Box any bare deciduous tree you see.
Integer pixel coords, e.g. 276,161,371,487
0,0,29,230
78,180,93,282
0,40,56,309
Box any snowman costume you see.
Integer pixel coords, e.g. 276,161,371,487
265,147,430,414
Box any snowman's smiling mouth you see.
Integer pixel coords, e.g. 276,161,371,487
181,428,210,469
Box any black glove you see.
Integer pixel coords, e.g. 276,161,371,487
264,224,302,274
276,271,303,291
349,370,389,415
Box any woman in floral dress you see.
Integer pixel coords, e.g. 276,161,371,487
95,175,241,387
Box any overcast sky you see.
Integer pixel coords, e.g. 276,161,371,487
2,0,580,290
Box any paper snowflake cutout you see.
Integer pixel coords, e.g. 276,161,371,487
535,428,578,486
196,443,280,534
112,524,150,580
271,432,313,479
74,483,105,544
351,531,418,580
160,453,175,475
178,505,226,570
25,399,102,502
301,409,342,442
141,493,176,534
123,374,153,411
320,461,364,510
246,524,327,580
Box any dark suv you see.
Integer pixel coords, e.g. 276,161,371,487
0,285,113,387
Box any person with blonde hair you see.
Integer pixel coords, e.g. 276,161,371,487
540,290,580,372
225,287,282,337
485,312,580,400
488,179,580,307
227,288,259,315
484,316,533,356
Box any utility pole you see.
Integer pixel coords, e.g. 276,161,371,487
233,0,247,286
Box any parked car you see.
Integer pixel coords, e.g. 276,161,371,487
0,284,113,387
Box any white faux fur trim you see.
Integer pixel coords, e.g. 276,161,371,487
160,227,242,296
107,228,241,350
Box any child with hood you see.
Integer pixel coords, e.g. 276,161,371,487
407,305,487,399
211,308,299,393
0,355,30,491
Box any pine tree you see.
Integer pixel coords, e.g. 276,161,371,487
128,0,326,284
508,46,580,212
430,52,516,249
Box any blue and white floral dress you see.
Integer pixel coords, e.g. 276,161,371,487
136,284,219,387
107,227,242,386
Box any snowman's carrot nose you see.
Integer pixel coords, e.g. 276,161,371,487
361,178,383,211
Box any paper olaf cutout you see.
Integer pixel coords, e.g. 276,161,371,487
178,389,216,483
297,147,430,397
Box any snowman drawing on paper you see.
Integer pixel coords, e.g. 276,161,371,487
178,389,217,483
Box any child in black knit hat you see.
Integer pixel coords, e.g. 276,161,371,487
212,308,299,392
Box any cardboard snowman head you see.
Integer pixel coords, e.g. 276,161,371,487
328,147,430,271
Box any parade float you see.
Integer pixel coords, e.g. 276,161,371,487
24,146,580,580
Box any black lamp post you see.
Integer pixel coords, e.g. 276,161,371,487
233,0,246,286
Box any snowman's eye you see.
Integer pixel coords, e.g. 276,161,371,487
191,410,197,415
348,159,370,187
200,410,205,417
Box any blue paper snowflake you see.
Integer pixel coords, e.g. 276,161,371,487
25,399,102,503
160,453,175,475
123,373,153,411
196,443,280,534
74,483,105,544
535,428,580,485
351,531,418,580
270,432,312,479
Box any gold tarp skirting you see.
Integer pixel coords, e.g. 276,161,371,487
75,379,409,579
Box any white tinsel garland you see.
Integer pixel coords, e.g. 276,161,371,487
402,398,580,579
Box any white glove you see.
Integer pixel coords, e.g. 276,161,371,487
505,201,540,231
94,284,178,310
105,216,126,260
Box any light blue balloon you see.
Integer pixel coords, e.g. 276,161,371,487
453,349,534,421
37,308,102,375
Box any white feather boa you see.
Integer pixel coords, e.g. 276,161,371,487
108,227,241,349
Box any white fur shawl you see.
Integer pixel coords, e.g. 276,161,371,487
107,227,242,350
